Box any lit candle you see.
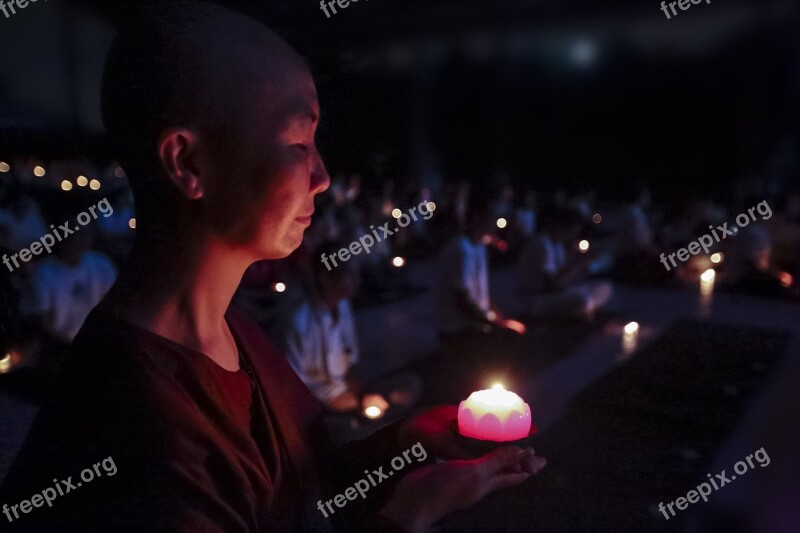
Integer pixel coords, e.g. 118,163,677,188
578,240,590,253
699,268,715,317
622,321,639,355
458,384,532,442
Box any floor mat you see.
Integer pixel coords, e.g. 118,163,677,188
443,320,788,532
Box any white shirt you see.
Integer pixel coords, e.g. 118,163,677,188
280,299,359,404
22,251,117,342
518,233,566,293
437,235,490,334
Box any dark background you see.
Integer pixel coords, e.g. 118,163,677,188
1,0,798,203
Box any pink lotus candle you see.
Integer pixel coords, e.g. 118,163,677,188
458,384,533,441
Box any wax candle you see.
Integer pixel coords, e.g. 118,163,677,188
458,384,532,441
622,321,639,355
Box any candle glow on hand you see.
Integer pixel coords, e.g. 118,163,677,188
457,384,533,442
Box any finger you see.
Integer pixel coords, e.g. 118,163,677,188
485,470,532,494
520,454,547,475
476,446,526,478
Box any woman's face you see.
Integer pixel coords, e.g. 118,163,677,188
206,68,330,260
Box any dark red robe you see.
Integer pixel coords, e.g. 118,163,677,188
0,307,403,531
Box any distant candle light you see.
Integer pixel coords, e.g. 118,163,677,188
0,353,11,374
426,201,436,212
391,208,402,219
33,165,46,177
779,272,793,288
392,256,406,268
76,175,88,187
496,217,507,229
579,240,590,252
60,180,73,191
592,213,602,224
0,161,10,173
364,405,384,419
273,282,287,293
622,321,640,355
89,179,101,190
129,218,137,229
710,252,723,264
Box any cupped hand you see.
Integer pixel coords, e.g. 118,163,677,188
399,405,475,460
380,446,546,532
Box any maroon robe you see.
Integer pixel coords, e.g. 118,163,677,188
0,306,401,531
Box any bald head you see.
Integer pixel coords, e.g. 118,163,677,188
102,1,311,221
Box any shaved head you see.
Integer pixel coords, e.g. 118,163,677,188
102,1,316,239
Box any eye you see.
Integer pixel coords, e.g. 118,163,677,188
292,144,309,152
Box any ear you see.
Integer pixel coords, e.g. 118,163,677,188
158,128,205,200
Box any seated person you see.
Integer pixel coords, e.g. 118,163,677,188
437,201,526,338
518,207,612,318
21,222,116,344
0,3,545,531
275,240,421,416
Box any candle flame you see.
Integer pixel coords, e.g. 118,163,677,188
364,405,383,419
623,321,639,335
701,269,716,283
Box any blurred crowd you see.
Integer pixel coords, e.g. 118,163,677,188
3,156,800,422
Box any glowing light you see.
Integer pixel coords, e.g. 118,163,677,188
592,213,602,224
76,175,88,187
779,272,793,288
60,180,73,191
0,162,10,173
710,253,723,264
579,240,590,252
0,353,11,374
624,322,639,335
34,166,46,177
364,405,384,419
392,256,406,268
128,218,136,229
497,240,508,253
700,269,716,283
496,218,507,229
458,383,533,441
273,282,287,293
426,201,436,212
89,179,101,190
391,208,402,219
571,39,596,67
114,167,125,178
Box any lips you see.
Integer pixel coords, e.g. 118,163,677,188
295,212,314,224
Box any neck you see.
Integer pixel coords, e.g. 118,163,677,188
104,227,253,370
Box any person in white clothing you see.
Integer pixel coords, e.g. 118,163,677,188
22,223,117,343
437,202,526,337
518,207,612,318
276,240,421,414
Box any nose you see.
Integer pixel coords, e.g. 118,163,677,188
310,146,330,195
